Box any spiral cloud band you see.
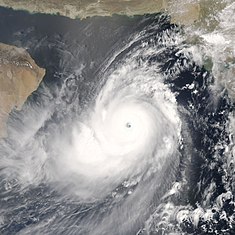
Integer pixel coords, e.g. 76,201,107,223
52,42,182,201
0,15,188,235
1,8,235,235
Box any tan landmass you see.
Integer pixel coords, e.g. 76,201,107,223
0,0,165,19
0,0,229,27
0,43,45,138
0,0,202,25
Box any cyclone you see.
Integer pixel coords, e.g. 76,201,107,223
1,10,234,235
0,14,186,235
53,48,182,201
0,13,187,235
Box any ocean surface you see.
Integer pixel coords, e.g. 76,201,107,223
0,3,235,234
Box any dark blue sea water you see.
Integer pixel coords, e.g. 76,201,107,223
0,6,234,235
